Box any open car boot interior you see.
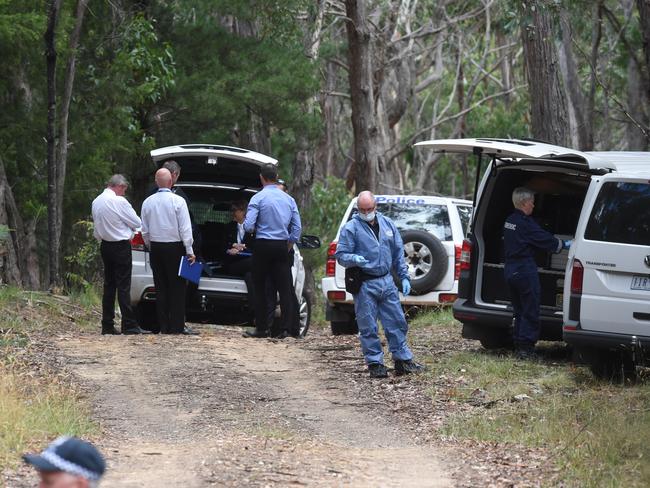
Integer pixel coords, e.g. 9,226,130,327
478,166,590,323
180,185,255,278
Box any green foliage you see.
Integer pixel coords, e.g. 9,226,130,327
301,177,351,269
63,221,101,293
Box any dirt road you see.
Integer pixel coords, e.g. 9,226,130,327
53,326,452,487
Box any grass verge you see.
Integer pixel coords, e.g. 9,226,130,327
412,308,650,487
0,286,100,474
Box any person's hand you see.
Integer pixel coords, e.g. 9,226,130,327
401,279,411,296
187,254,196,264
234,243,246,251
563,239,573,250
353,255,368,266
226,248,239,256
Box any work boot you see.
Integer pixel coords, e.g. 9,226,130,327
515,348,539,361
368,363,389,378
394,359,425,376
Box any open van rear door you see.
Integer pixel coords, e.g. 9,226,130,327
150,144,277,189
414,138,600,231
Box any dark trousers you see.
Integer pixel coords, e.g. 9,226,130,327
506,271,541,348
150,241,186,334
267,250,300,336
226,256,255,322
252,240,295,334
100,240,137,331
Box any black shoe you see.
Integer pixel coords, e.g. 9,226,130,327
122,326,152,335
243,329,269,338
101,327,120,335
272,331,290,339
394,359,425,376
368,363,389,378
515,349,539,361
181,326,199,336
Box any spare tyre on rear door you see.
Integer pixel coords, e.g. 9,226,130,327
400,229,448,294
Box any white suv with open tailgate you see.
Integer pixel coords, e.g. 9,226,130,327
415,138,650,376
129,144,319,337
321,194,472,335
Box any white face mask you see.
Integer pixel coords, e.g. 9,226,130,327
359,211,376,222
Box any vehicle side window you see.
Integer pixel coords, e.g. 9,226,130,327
584,182,650,245
378,203,453,241
456,205,472,236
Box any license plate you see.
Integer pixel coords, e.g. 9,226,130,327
631,275,650,291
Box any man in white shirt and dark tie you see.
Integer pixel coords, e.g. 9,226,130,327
92,174,149,335
141,168,196,334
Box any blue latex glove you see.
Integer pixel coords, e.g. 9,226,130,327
401,279,411,296
563,239,573,250
353,255,369,266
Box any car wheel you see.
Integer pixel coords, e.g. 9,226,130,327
479,334,513,350
400,229,448,294
136,301,158,332
297,292,311,337
581,349,637,383
330,319,358,335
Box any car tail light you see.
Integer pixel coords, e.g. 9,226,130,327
459,238,472,271
454,245,462,280
439,293,457,303
570,259,583,294
131,232,146,251
568,259,583,321
326,241,337,277
327,290,347,301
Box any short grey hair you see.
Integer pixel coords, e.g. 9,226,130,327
107,174,128,187
162,160,181,175
512,187,534,208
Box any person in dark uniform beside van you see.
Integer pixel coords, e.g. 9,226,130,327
504,187,571,359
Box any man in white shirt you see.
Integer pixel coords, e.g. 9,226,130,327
141,168,196,334
92,174,149,335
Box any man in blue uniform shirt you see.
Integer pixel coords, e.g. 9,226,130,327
504,187,571,359
336,191,424,378
243,164,301,339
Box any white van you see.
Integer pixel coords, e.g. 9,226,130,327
321,194,472,335
414,138,650,374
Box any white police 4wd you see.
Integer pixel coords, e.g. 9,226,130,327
416,138,650,376
129,144,319,337
321,195,472,335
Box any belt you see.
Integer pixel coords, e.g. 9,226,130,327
360,270,389,281
101,239,130,244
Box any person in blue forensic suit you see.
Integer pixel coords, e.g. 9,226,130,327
504,187,572,360
335,191,424,378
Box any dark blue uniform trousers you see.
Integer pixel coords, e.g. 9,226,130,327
506,271,541,348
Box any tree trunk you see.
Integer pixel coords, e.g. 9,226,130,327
519,1,571,146
558,6,593,150
0,156,41,289
637,0,650,101
55,0,89,261
45,0,63,289
345,0,379,193
626,56,649,149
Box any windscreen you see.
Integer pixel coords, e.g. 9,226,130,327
350,201,453,241
584,181,650,245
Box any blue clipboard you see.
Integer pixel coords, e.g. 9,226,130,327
178,256,203,285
